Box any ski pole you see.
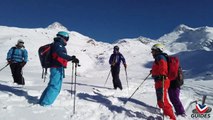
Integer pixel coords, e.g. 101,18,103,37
0,63,9,72
162,77,165,120
124,73,151,105
43,68,48,82
124,68,129,89
73,62,80,115
104,69,111,87
202,95,207,105
71,62,74,98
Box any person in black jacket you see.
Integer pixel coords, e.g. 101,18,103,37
109,46,127,90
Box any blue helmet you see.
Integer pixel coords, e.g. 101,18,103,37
56,31,69,41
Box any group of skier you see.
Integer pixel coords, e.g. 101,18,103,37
5,31,185,119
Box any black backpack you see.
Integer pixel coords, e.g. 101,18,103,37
177,66,184,86
38,43,53,81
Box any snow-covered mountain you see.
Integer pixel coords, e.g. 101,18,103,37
156,24,213,79
47,22,68,31
158,24,213,52
0,23,212,120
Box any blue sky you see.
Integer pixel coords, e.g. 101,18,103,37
0,0,213,43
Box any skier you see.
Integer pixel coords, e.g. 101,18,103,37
39,31,79,106
109,46,127,90
6,39,28,85
150,44,176,120
168,74,186,116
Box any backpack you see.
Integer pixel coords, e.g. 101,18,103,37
10,47,25,61
38,43,53,81
166,56,184,87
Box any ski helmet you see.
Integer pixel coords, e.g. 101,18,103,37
114,46,119,51
57,31,69,41
151,43,164,52
17,39,24,44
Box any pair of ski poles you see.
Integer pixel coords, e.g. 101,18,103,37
70,62,80,115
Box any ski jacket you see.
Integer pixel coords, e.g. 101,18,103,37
7,46,28,63
109,52,126,67
151,53,168,81
50,37,73,68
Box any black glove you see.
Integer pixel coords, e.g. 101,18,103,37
7,60,12,64
72,58,79,63
71,55,76,60
124,64,127,69
20,62,26,67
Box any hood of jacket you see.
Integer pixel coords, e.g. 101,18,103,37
54,36,67,46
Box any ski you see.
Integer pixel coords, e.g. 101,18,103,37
92,88,115,97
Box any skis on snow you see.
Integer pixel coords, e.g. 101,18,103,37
92,88,115,97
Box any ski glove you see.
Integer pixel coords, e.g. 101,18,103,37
72,58,79,64
7,60,12,64
124,64,127,69
71,55,76,60
20,62,26,67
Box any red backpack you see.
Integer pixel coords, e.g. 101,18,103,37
167,56,184,86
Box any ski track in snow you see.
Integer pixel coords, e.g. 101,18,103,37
183,81,213,105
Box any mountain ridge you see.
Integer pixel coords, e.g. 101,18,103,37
0,23,212,79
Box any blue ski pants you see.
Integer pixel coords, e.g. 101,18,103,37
39,67,64,106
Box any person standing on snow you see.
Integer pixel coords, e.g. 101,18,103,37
168,71,186,116
6,39,28,85
109,46,127,90
150,43,176,120
39,31,79,106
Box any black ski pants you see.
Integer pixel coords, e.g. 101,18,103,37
10,63,25,85
111,66,122,90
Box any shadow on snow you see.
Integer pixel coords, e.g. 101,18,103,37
0,83,39,104
77,92,159,119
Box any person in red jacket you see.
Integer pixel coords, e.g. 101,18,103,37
151,44,176,120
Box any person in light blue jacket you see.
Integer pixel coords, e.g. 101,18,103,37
6,39,28,85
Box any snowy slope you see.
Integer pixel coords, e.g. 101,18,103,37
158,24,213,52
0,23,212,120
158,24,213,79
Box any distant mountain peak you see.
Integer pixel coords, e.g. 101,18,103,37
174,24,193,32
47,22,68,30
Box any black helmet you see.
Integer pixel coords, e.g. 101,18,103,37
114,46,119,51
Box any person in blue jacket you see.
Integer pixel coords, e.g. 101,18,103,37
6,39,28,85
109,46,127,90
39,31,79,106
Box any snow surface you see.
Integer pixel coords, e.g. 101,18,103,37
0,23,212,120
